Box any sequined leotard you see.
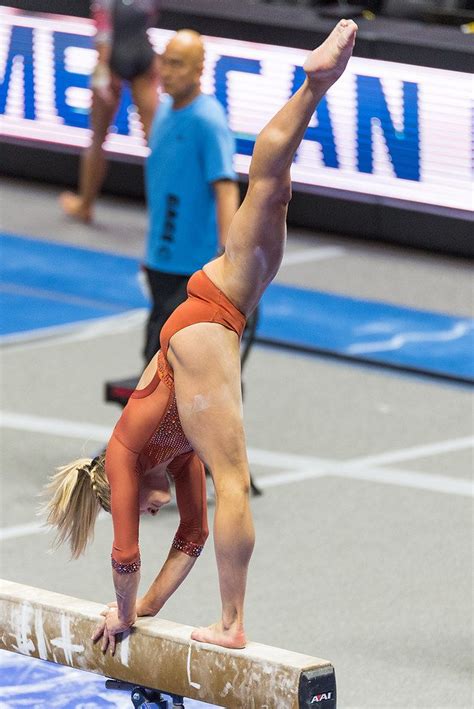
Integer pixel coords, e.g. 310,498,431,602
105,269,246,573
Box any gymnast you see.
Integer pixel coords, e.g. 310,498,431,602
44,20,357,654
60,0,161,223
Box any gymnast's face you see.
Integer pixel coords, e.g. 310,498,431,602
139,469,171,516
161,32,204,107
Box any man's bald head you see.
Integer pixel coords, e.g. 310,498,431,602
161,30,205,108
167,30,205,67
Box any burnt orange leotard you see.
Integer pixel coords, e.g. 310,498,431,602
105,270,246,573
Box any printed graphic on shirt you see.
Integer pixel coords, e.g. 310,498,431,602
159,194,180,261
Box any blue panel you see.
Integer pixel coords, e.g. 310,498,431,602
259,285,474,382
1,233,472,382
1,233,148,310
0,290,118,334
0,649,219,708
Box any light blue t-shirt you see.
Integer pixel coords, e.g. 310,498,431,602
145,93,236,275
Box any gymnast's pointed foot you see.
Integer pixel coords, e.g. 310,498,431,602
303,19,358,87
191,621,247,649
59,191,93,224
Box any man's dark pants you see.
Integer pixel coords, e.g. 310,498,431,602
143,267,189,365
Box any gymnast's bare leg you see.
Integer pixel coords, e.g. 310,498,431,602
60,74,122,223
168,20,357,648
60,57,159,223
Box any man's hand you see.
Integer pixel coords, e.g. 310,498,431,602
91,607,136,656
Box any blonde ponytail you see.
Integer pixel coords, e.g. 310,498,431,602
40,454,110,558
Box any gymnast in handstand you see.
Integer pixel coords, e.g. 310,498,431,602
44,20,357,654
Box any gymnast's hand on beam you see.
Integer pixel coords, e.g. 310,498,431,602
106,598,157,617
91,607,135,655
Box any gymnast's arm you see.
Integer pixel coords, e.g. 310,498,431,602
138,452,209,616
104,376,172,628
104,435,141,627
92,431,142,654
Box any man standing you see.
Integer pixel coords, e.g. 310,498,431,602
143,30,239,363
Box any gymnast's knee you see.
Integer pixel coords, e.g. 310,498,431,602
212,469,251,500
249,175,292,208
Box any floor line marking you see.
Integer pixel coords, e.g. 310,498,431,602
347,437,474,468
247,447,330,470
330,465,472,497
0,412,113,442
257,468,328,488
0,411,472,545
256,465,472,497
2,413,472,472
0,521,47,541
2,462,471,542
0,309,147,349
280,246,346,267
1,412,328,466
0,513,109,542
0,281,122,312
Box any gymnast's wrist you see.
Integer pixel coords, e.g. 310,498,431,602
118,612,137,626
138,594,159,617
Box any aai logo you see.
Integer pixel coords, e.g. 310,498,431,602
311,692,333,703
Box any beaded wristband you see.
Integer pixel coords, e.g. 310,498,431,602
172,536,203,558
111,555,141,574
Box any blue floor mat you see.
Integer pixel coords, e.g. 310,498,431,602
1,233,147,311
1,233,472,383
0,287,123,333
0,649,219,708
1,233,148,335
261,285,474,383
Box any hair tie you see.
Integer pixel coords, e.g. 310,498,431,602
87,467,98,494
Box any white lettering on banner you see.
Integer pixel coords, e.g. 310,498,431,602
0,6,472,211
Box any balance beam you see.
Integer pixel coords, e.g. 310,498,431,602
0,580,336,708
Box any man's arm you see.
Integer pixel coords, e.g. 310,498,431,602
213,179,240,251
